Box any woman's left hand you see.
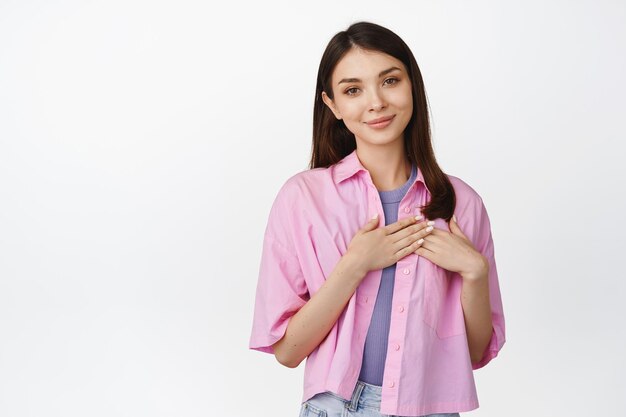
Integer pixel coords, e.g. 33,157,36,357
414,215,488,282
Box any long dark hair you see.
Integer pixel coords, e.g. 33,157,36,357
308,21,455,222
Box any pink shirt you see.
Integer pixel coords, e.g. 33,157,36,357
249,149,506,415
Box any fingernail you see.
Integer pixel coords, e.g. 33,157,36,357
425,226,433,232
372,214,379,219
452,214,457,222
414,215,423,220
427,220,435,226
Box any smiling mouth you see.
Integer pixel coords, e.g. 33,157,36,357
366,115,395,125
365,115,395,128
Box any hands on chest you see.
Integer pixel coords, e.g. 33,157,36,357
344,213,488,283
415,215,488,282
343,214,434,280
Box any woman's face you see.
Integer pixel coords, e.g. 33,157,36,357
322,48,413,149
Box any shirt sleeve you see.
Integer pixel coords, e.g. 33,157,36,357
248,186,310,354
470,195,506,370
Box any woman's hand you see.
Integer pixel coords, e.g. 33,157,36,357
414,215,488,281
345,214,435,277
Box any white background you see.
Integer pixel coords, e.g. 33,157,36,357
1,0,625,416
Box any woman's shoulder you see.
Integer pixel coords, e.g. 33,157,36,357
445,173,486,207
274,167,333,201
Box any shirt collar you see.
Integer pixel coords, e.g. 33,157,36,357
332,149,429,193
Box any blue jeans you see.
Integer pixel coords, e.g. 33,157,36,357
299,380,461,417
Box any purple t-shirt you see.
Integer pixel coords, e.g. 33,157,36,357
358,163,418,386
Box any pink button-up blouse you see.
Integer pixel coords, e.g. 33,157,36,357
249,149,506,415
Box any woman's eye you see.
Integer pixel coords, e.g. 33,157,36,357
345,78,399,96
384,77,399,85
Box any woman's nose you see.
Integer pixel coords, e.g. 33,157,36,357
368,89,386,111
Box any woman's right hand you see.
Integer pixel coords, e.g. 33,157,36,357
345,214,435,277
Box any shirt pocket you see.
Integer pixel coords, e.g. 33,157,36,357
422,256,466,339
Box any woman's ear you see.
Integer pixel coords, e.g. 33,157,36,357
321,91,342,120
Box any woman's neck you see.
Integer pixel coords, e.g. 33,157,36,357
355,145,412,191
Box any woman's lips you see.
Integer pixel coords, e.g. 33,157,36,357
366,115,395,129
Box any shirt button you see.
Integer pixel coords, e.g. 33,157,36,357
403,268,410,275
394,343,400,351
387,380,395,388
404,206,410,213
398,305,405,313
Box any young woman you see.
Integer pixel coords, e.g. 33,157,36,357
249,21,505,417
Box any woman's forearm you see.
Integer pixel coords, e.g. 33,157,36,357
460,264,493,364
272,254,366,368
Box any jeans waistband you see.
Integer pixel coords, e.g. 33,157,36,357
347,380,383,412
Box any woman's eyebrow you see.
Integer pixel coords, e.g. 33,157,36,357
337,66,402,85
